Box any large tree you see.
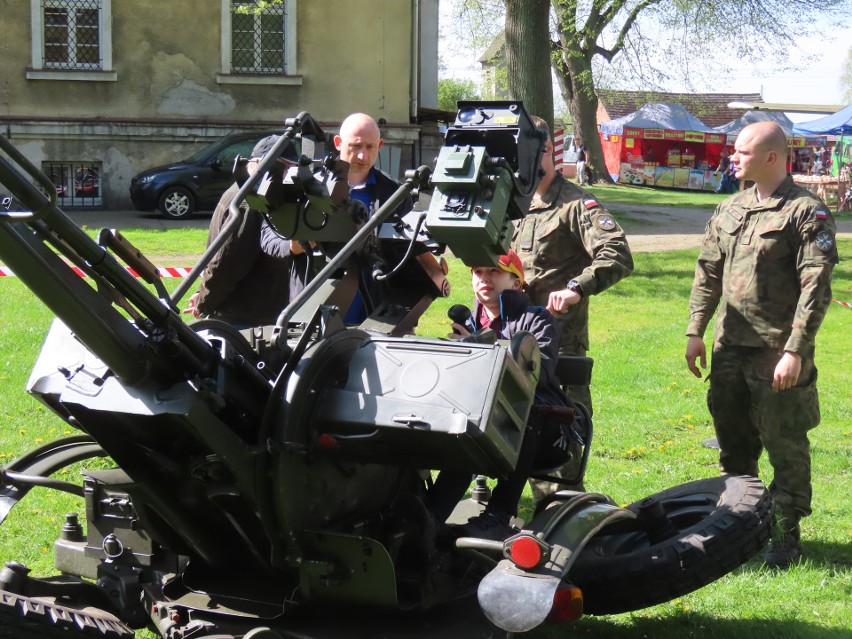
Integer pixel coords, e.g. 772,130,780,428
438,78,480,112
451,0,852,183
504,0,554,130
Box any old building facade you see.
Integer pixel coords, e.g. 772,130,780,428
0,0,439,209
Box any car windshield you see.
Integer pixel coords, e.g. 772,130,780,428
180,133,299,165
182,139,234,164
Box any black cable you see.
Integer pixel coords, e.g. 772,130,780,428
1,470,84,497
374,213,427,281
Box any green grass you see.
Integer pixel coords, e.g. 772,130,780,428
75,226,209,264
0,230,849,638
584,182,726,209
416,243,852,638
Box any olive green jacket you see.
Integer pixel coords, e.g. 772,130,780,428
511,173,633,353
687,175,838,356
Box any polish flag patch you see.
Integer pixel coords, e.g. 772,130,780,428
583,198,599,209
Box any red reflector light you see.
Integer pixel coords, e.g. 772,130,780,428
317,434,341,449
509,536,543,569
546,585,583,624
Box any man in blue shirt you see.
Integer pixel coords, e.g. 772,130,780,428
301,113,412,322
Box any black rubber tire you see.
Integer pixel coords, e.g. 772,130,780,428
158,185,195,219
0,589,134,638
571,475,771,615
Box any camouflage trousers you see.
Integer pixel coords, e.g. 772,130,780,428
529,345,592,501
709,345,820,522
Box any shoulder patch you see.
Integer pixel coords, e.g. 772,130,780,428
815,207,829,220
814,230,835,252
594,213,617,231
582,198,599,209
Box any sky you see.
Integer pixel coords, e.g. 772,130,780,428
722,25,852,123
438,3,851,124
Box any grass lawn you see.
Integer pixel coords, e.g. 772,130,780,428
585,182,726,209
0,219,849,638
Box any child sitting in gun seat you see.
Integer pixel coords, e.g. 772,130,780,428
426,250,585,541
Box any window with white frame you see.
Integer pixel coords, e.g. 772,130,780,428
221,0,298,78
29,0,113,77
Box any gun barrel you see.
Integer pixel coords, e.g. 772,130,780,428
0,136,215,385
0,219,150,384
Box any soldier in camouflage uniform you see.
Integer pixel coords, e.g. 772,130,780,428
685,121,838,568
513,117,634,498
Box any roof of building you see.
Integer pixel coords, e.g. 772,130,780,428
478,33,505,64
597,90,765,128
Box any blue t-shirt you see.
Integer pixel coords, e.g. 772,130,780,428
343,169,379,324
348,169,378,217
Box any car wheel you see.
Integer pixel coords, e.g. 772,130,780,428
570,475,771,615
158,186,195,219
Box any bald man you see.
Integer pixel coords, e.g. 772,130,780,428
332,113,412,217
336,113,383,187
291,113,412,316
685,122,838,568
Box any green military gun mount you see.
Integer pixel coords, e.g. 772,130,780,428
0,103,771,639
425,102,544,266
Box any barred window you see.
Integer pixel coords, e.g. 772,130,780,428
42,0,102,71
44,161,102,208
230,1,289,74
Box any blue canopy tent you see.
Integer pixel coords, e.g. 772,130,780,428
718,111,823,174
792,104,852,136
793,105,852,178
715,110,796,135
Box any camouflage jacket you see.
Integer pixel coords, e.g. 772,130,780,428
511,173,634,353
687,175,838,355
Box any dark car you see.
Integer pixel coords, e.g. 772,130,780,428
129,130,279,219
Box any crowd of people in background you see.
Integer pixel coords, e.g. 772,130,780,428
795,145,833,175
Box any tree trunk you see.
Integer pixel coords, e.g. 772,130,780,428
504,0,553,130
553,29,614,184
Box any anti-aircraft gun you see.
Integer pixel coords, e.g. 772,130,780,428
0,102,770,638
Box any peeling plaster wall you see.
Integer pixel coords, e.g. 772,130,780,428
157,79,237,117
2,1,413,122
0,1,421,209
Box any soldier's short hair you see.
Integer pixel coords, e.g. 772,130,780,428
530,115,551,141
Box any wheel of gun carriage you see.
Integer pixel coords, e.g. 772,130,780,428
569,475,772,615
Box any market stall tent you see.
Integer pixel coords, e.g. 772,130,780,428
716,110,822,174
793,105,852,178
599,103,725,190
715,110,796,135
792,104,852,136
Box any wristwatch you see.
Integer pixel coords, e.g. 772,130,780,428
567,279,584,297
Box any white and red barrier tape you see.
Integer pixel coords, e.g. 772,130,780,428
0,265,197,278
2,265,850,310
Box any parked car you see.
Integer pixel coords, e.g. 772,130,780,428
129,130,280,219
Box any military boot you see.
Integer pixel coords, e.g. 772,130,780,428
764,519,802,568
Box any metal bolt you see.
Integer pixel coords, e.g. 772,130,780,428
61,512,84,542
